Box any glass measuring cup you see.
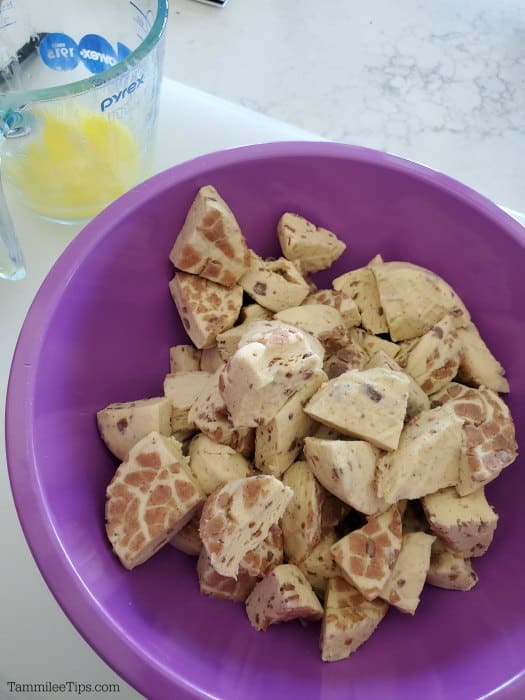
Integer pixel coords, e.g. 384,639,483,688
0,0,168,279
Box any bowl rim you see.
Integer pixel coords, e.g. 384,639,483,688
6,140,525,700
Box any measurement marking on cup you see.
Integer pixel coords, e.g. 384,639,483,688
100,73,145,112
130,0,154,42
0,0,16,30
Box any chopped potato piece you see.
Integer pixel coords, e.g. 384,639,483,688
199,475,293,578
245,564,323,631
237,318,325,355
97,397,172,462
169,272,243,349
350,327,399,359
431,383,517,495
169,344,201,372
277,212,346,273
197,548,256,601
239,524,284,578
239,303,274,323
331,505,402,600
378,532,435,614
188,433,251,495
220,322,324,429
368,254,384,267
281,461,325,564
240,251,310,312
403,314,462,394
311,423,345,441
288,262,319,295
304,367,410,451
170,515,202,556
163,371,212,431
188,368,254,457
375,406,464,503
422,487,498,558
105,432,204,569
371,261,469,341
199,346,225,373
365,350,430,418
255,371,326,476
333,265,388,335
456,322,509,393
215,323,251,360
394,338,420,368
169,185,250,287
324,339,370,378
321,577,388,662
299,530,340,595
304,289,361,328
426,539,478,591
303,437,387,515
275,304,348,352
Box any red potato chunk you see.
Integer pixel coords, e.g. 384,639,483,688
330,505,402,600
105,432,205,569
239,251,310,312
378,532,435,614
303,437,387,516
97,397,172,462
320,577,389,662
169,344,201,372
422,487,498,558
430,383,517,495
199,475,293,578
169,184,250,288
281,460,325,564
277,212,346,274
169,271,243,349
245,564,323,631
426,538,478,591
239,524,284,578
304,367,410,451
220,321,324,429
170,514,202,556
197,548,257,602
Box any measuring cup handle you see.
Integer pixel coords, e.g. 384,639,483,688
0,172,26,280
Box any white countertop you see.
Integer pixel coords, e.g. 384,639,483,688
1,2,524,696
166,0,525,214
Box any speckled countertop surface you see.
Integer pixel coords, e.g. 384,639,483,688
166,0,524,212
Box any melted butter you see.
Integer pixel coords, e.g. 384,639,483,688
4,110,140,220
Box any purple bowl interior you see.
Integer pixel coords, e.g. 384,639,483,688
7,142,525,700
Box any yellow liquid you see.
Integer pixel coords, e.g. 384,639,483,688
4,110,141,220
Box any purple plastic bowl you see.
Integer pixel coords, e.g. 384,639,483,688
6,141,525,700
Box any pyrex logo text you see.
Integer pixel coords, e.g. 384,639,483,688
100,74,145,112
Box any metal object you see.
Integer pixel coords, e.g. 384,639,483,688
0,33,46,88
191,0,228,7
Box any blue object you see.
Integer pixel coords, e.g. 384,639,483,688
78,34,118,74
39,32,79,71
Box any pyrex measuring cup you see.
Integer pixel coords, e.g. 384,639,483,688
0,0,168,279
